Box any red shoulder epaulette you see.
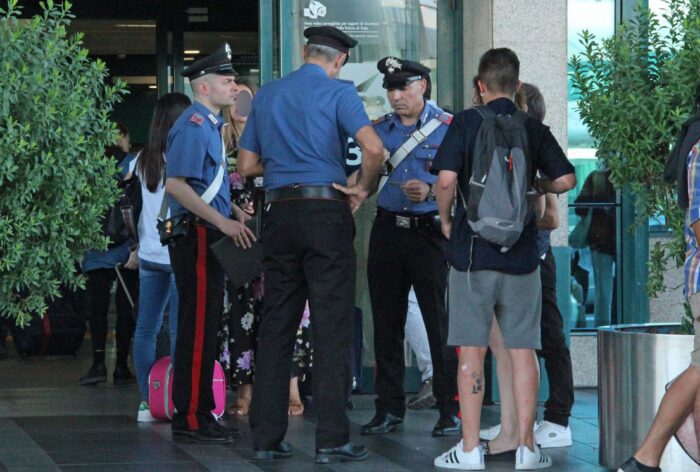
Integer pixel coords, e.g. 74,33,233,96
372,113,390,126
189,113,204,126
438,113,453,125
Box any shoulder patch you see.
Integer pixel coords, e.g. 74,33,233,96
189,113,204,126
372,113,391,126
438,113,452,125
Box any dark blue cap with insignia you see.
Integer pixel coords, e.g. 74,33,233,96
304,26,358,64
377,56,431,89
181,43,238,79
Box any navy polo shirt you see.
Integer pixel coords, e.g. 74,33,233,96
374,101,449,214
239,63,371,190
166,101,232,218
432,98,574,274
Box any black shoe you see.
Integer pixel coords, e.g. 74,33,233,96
79,364,107,385
315,442,368,464
113,365,136,386
432,415,461,437
481,440,516,461
407,378,436,410
360,412,404,435
172,422,234,444
211,420,241,439
618,457,661,472
251,441,294,460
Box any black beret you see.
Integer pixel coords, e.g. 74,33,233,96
303,26,358,54
377,56,431,89
181,43,238,79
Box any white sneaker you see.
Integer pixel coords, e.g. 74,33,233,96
515,445,552,470
137,401,157,423
479,423,501,440
534,420,572,448
434,440,485,470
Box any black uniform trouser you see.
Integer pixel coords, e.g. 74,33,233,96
169,224,225,432
85,267,138,366
250,199,356,450
537,248,574,427
368,216,458,419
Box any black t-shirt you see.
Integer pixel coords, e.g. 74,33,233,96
431,98,574,274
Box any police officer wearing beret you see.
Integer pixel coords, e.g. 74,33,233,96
165,43,255,443
237,26,385,463
360,57,460,438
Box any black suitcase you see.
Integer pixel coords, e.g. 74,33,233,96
11,288,86,357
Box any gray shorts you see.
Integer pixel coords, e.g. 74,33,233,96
447,267,542,349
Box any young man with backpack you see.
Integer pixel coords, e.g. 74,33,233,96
431,48,575,470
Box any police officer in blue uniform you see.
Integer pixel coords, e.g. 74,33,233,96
237,26,385,464
360,57,460,437
165,43,255,444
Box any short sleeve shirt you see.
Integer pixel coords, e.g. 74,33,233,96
432,98,574,273
239,63,371,190
374,101,450,214
166,101,232,218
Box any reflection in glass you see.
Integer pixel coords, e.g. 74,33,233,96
570,168,617,328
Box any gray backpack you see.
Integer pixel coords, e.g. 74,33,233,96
460,105,536,251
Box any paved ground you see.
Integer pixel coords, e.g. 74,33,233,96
0,339,610,471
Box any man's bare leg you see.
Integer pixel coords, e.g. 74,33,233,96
633,366,700,467
487,320,519,453
458,346,488,451
508,348,540,450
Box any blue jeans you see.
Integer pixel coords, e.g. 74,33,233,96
133,258,179,401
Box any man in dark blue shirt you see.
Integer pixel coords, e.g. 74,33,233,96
165,44,255,444
432,48,575,470
238,26,384,464
359,57,460,439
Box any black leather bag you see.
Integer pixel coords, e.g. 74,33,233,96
157,213,191,246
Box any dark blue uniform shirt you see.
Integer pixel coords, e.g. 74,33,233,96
239,63,371,190
374,101,450,214
166,101,231,218
432,98,574,274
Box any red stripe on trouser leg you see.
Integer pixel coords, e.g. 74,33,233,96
187,225,208,430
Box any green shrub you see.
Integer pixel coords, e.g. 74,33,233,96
570,0,700,331
0,0,127,325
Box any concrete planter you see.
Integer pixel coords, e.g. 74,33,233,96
598,323,696,470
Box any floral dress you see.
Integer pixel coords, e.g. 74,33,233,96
218,162,313,386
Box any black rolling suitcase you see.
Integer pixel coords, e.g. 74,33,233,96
11,287,86,357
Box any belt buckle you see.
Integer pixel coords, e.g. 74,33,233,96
396,215,411,229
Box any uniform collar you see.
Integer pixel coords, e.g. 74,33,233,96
192,101,224,131
389,100,436,130
300,63,329,78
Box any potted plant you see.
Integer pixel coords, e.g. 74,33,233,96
0,0,126,326
569,0,700,468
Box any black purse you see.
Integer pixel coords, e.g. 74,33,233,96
157,213,191,246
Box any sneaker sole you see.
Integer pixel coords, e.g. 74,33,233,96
433,459,485,470
515,460,552,470
314,451,369,464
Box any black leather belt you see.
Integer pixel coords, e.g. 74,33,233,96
266,185,347,203
376,208,439,230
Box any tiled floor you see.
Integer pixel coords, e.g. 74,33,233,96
0,341,622,471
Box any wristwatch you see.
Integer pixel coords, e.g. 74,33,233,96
426,184,436,202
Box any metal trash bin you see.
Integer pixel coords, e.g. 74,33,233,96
598,323,696,470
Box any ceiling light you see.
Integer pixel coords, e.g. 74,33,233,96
184,50,200,55
184,57,195,61
148,85,157,89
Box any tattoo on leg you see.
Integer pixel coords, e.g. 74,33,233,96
471,371,483,394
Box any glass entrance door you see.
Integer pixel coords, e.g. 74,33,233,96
265,0,458,390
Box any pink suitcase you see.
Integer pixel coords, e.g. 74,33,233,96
148,356,226,421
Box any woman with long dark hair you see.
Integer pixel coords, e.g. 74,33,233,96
131,92,191,422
